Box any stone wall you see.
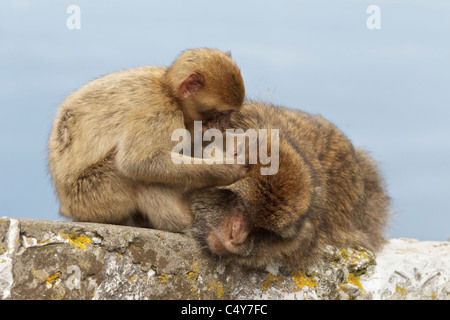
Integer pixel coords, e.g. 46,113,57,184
1,217,449,300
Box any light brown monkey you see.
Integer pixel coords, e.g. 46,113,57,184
48,48,246,232
189,101,390,269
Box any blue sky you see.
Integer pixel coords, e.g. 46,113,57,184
1,0,449,241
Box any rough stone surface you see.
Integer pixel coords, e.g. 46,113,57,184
1,217,449,300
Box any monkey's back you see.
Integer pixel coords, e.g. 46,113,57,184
48,66,169,185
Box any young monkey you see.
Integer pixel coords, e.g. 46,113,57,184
48,48,246,232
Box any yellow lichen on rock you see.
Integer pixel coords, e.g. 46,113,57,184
395,285,407,296
187,262,201,297
158,274,168,284
59,231,92,251
348,273,363,291
261,273,277,292
206,280,224,298
45,271,61,287
292,270,316,291
261,273,286,292
217,281,224,299
208,281,224,299
340,247,370,265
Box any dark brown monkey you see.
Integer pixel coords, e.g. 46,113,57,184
189,102,390,269
48,48,246,232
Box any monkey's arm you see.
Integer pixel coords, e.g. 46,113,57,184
115,143,246,190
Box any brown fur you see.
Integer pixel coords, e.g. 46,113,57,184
48,48,246,231
189,101,390,269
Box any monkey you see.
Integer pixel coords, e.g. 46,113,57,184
188,101,390,269
48,48,247,232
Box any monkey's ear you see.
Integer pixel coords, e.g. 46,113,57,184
179,72,204,98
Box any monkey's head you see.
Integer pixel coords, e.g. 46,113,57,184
164,48,245,133
189,141,319,269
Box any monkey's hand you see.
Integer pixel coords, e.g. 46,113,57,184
196,156,248,187
225,134,258,165
182,162,247,191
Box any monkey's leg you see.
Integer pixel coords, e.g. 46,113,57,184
135,185,193,232
59,164,138,225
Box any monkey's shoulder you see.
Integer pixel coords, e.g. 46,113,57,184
65,66,166,101
91,65,166,84
59,66,174,118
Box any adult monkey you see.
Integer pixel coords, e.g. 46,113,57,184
48,48,246,231
189,101,390,269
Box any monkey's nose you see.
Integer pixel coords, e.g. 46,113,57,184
230,219,250,246
207,232,228,254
